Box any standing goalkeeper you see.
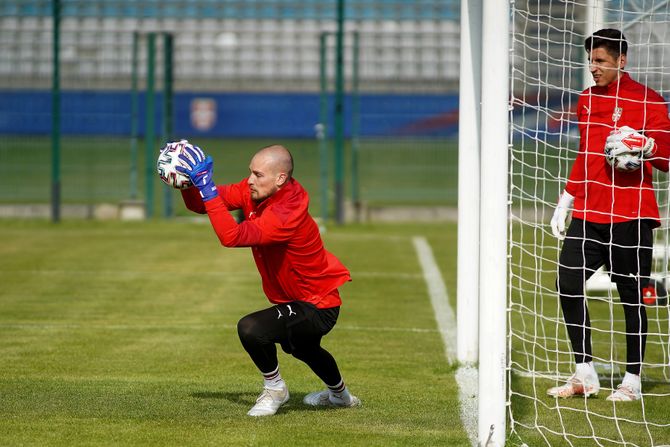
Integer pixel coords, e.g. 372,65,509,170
176,143,360,416
549,29,670,401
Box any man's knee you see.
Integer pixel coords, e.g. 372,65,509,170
237,314,261,344
616,281,642,304
556,273,583,297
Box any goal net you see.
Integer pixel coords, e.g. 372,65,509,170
508,1,670,445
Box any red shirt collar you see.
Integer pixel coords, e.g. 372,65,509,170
605,72,631,95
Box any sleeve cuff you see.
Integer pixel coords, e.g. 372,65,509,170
204,195,226,211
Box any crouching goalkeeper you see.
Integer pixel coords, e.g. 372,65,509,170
175,143,360,416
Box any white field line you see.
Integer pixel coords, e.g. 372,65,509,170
456,365,479,447
412,237,457,360
412,236,478,447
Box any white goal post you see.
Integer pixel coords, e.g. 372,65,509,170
458,0,509,445
458,0,670,446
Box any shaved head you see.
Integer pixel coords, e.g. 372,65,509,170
253,145,294,179
247,144,294,202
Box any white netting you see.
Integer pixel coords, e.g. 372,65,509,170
508,1,670,445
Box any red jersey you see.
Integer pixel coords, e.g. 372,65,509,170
565,72,670,224
181,178,350,309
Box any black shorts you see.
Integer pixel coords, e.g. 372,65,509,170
242,301,339,353
559,218,653,286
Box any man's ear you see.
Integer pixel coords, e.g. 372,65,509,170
618,53,627,70
276,173,288,187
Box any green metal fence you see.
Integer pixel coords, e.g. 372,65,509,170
0,0,460,221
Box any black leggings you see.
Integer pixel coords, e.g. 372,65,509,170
557,219,652,375
236,301,343,386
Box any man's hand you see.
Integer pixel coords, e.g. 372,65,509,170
605,125,656,159
175,146,219,202
551,191,574,240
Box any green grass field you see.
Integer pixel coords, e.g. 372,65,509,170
506,139,670,446
0,219,466,447
2,218,669,446
4,135,670,446
507,223,670,447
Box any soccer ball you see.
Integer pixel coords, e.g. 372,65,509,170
156,140,202,189
604,148,641,172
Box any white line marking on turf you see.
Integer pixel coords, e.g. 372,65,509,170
456,365,479,447
412,236,477,447
412,236,457,362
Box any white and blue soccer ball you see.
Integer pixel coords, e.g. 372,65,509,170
156,139,203,189
604,148,642,172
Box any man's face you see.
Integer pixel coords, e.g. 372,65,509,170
247,154,281,202
588,47,626,87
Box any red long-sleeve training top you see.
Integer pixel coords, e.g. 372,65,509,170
182,178,350,309
565,73,670,225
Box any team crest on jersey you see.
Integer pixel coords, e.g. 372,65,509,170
612,106,623,122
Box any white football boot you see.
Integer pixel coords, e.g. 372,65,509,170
547,371,600,398
303,389,361,407
606,383,641,402
247,386,290,417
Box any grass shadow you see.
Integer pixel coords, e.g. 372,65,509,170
189,390,351,414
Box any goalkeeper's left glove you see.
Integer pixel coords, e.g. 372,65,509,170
175,147,219,202
550,190,574,240
605,125,656,159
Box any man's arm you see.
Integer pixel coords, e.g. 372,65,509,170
204,197,298,247
564,95,588,197
644,99,670,172
551,96,587,239
181,186,207,214
175,149,300,247
181,181,248,214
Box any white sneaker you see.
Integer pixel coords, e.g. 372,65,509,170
247,386,289,416
606,383,641,402
303,390,361,407
547,372,600,398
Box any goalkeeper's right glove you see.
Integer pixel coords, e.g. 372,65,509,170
550,191,574,240
605,125,656,159
176,147,219,202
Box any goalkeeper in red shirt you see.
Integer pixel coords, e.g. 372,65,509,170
549,29,670,401
176,143,360,416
